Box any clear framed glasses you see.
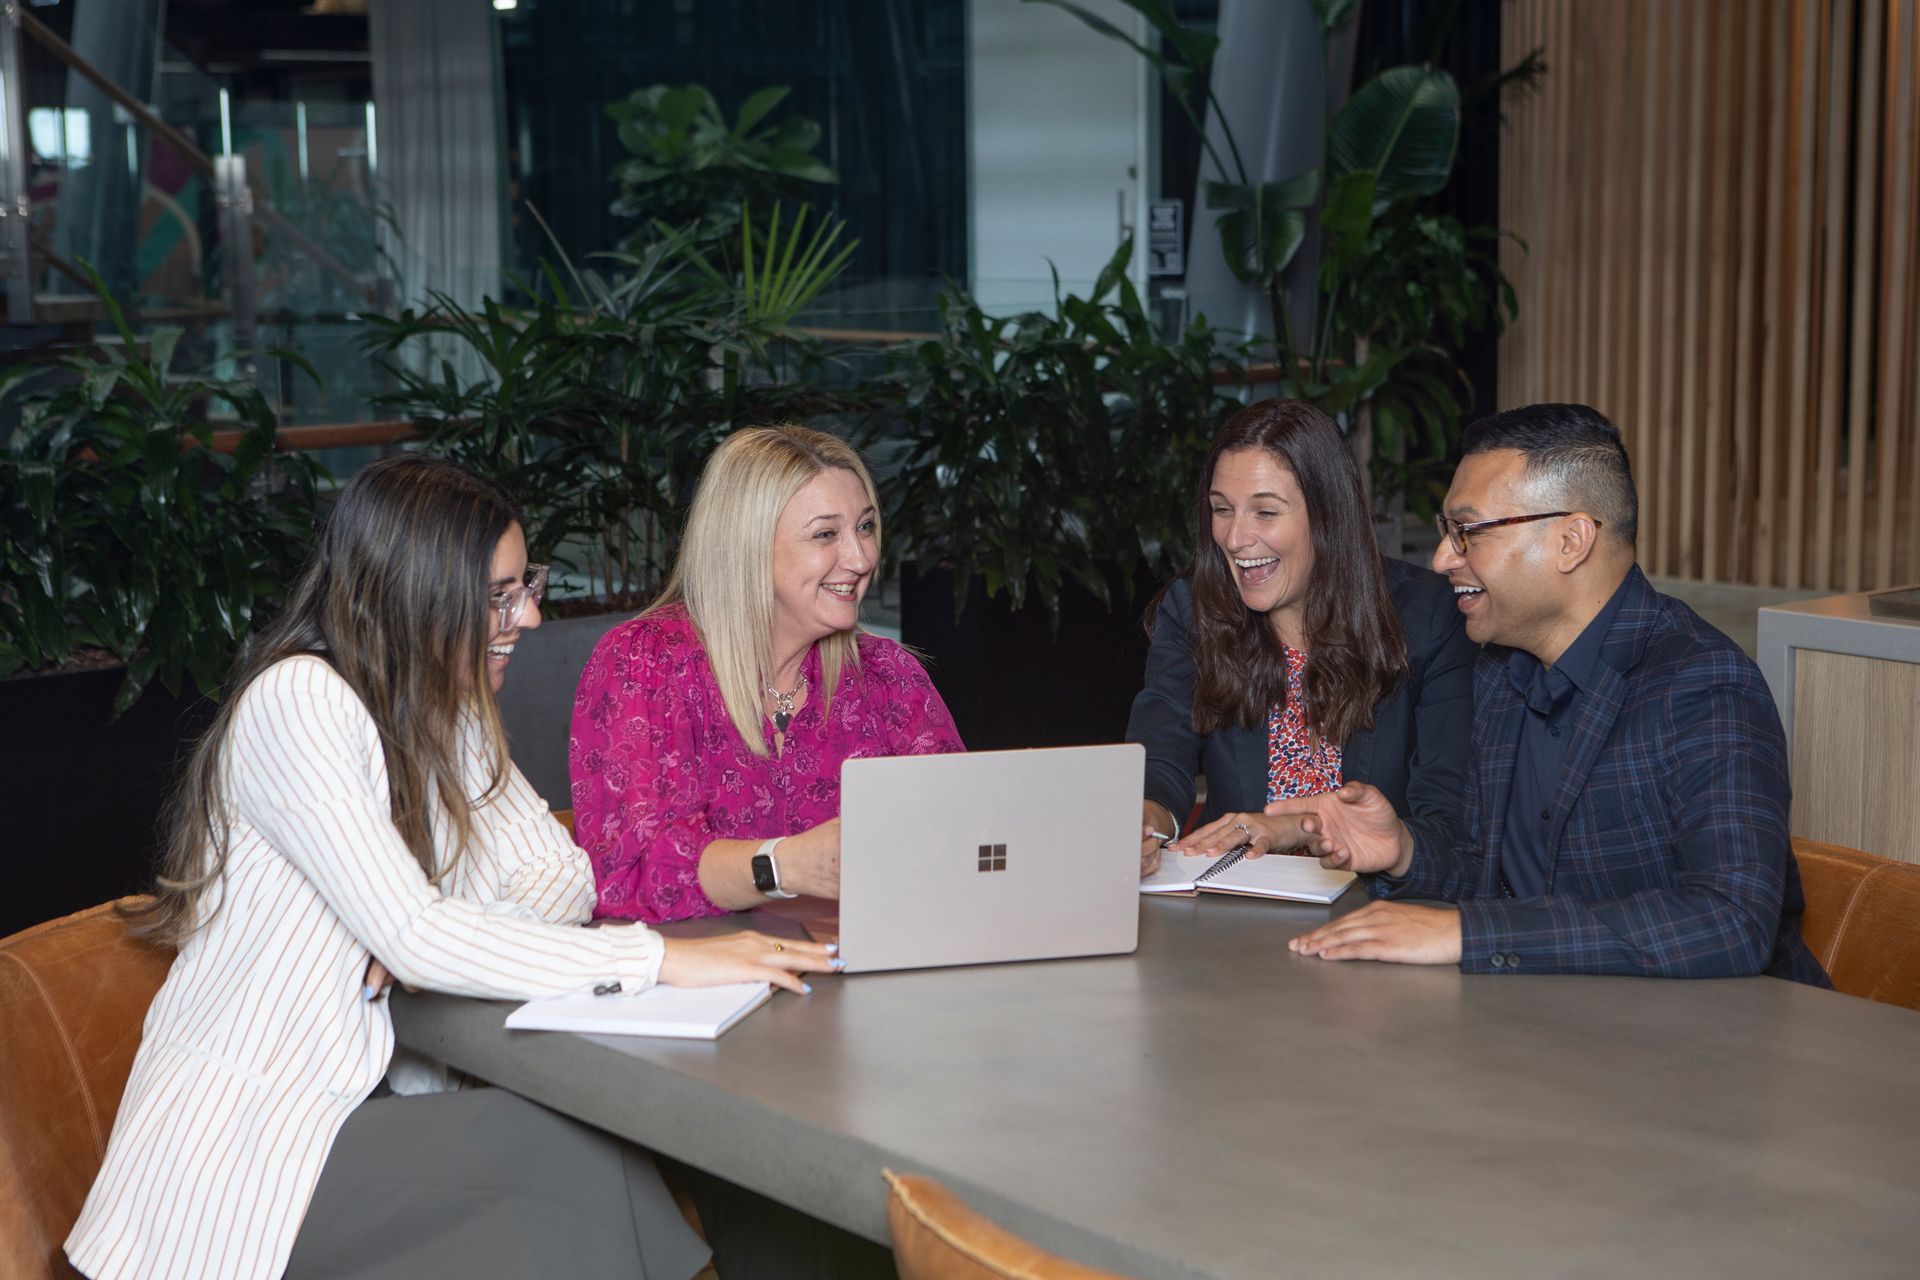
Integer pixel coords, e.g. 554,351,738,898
1434,512,1599,556
491,563,548,632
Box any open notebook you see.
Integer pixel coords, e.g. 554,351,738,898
1140,845,1356,903
505,981,771,1040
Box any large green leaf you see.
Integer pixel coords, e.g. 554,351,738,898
1204,171,1320,287
1312,0,1360,34
734,84,791,136
1327,66,1460,210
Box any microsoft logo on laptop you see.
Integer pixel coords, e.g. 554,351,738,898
976,843,1007,873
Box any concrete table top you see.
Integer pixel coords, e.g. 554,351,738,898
393,894,1920,1280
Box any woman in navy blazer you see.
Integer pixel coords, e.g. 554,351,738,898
1127,398,1477,875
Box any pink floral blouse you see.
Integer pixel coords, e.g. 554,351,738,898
1265,645,1343,803
570,605,965,922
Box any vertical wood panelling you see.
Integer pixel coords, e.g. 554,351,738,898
1843,0,1883,590
1728,1,1767,584
1500,0,1920,592
1701,3,1740,583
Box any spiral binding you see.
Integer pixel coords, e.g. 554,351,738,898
1193,845,1249,885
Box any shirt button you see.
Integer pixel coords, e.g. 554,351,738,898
1550,727,1561,738
1507,954,1521,968
1490,954,1506,968
1540,808,1551,822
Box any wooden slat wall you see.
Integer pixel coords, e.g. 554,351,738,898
1500,0,1920,591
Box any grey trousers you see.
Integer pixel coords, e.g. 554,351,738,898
284,1086,711,1280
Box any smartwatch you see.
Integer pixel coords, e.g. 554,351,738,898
751,837,798,899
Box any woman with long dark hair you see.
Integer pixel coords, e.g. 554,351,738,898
1128,398,1476,875
67,454,832,1280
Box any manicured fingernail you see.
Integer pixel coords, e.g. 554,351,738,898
826,942,839,955
362,984,378,1002
830,957,846,971
802,982,814,995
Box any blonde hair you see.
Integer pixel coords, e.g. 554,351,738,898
137,454,519,944
648,425,880,756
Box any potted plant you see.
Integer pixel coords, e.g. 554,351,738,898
0,274,320,933
607,83,838,254
1034,0,1533,529
879,240,1245,749
361,206,863,803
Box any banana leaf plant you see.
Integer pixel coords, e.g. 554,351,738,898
1026,0,1531,514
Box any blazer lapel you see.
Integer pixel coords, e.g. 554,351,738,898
1543,569,1656,889
1543,664,1627,890
1474,662,1526,891
1342,722,1376,789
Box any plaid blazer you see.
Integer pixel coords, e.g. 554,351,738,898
1378,566,1828,984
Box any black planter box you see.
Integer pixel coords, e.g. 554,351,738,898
1,667,216,937
900,564,1159,752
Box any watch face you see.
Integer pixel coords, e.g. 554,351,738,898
751,853,778,894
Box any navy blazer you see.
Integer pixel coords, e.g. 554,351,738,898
1126,557,1477,850
1380,566,1829,985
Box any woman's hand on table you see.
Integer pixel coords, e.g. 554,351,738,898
1169,811,1311,859
659,931,840,994
1139,801,1176,878
773,818,842,899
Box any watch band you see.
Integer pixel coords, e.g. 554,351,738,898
755,837,798,899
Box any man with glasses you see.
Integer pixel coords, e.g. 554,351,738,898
1281,403,1828,984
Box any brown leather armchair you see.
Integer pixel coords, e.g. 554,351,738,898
884,1169,1135,1280
1794,837,1920,1011
0,899,174,1280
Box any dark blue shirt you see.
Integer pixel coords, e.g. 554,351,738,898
1499,576,1633,897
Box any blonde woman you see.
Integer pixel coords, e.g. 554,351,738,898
572,424,964,923
66,454,832,1280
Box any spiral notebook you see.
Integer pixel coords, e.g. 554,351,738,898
1139,844,1356,903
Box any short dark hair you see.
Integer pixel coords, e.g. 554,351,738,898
1461,403,1638,546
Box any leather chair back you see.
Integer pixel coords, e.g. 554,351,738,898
553,808,575,834
1793,838,1920,1011
0,899,175,1280
884,1169,1135,1280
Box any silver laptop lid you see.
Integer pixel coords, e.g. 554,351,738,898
837,744,1143,973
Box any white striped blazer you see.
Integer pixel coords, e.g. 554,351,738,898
66,655,666,1280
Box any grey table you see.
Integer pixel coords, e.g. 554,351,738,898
393,895,1920,1279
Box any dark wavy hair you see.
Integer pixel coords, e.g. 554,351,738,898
134,453,524,944
1180,398,1408,745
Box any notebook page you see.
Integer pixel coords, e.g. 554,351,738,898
1201,854,1356,903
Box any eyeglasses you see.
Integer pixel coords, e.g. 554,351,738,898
1434,512,1599,556
491,563,548,632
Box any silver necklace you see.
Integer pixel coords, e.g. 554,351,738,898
764,676,806,734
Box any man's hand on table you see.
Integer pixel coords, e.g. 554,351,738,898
1288,902,1463,965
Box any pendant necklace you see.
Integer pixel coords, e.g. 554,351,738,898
765,676,806,735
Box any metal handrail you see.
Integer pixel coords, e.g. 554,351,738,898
7,3,379,308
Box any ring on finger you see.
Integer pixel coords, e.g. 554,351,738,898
771,942,786,953
1234,821,1252,839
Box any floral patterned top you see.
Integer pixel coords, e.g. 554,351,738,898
569,605,965,922
1265,645,1343,804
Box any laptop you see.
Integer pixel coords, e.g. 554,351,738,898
835,743,1144,973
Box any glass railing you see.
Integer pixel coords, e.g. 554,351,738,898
1,11,391,432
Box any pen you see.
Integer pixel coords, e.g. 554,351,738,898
1146,829,1176,844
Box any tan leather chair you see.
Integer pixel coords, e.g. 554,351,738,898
553,807,575,834
1793,837,1920,1011
0,899,175,1280
884,1169,1136,1280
